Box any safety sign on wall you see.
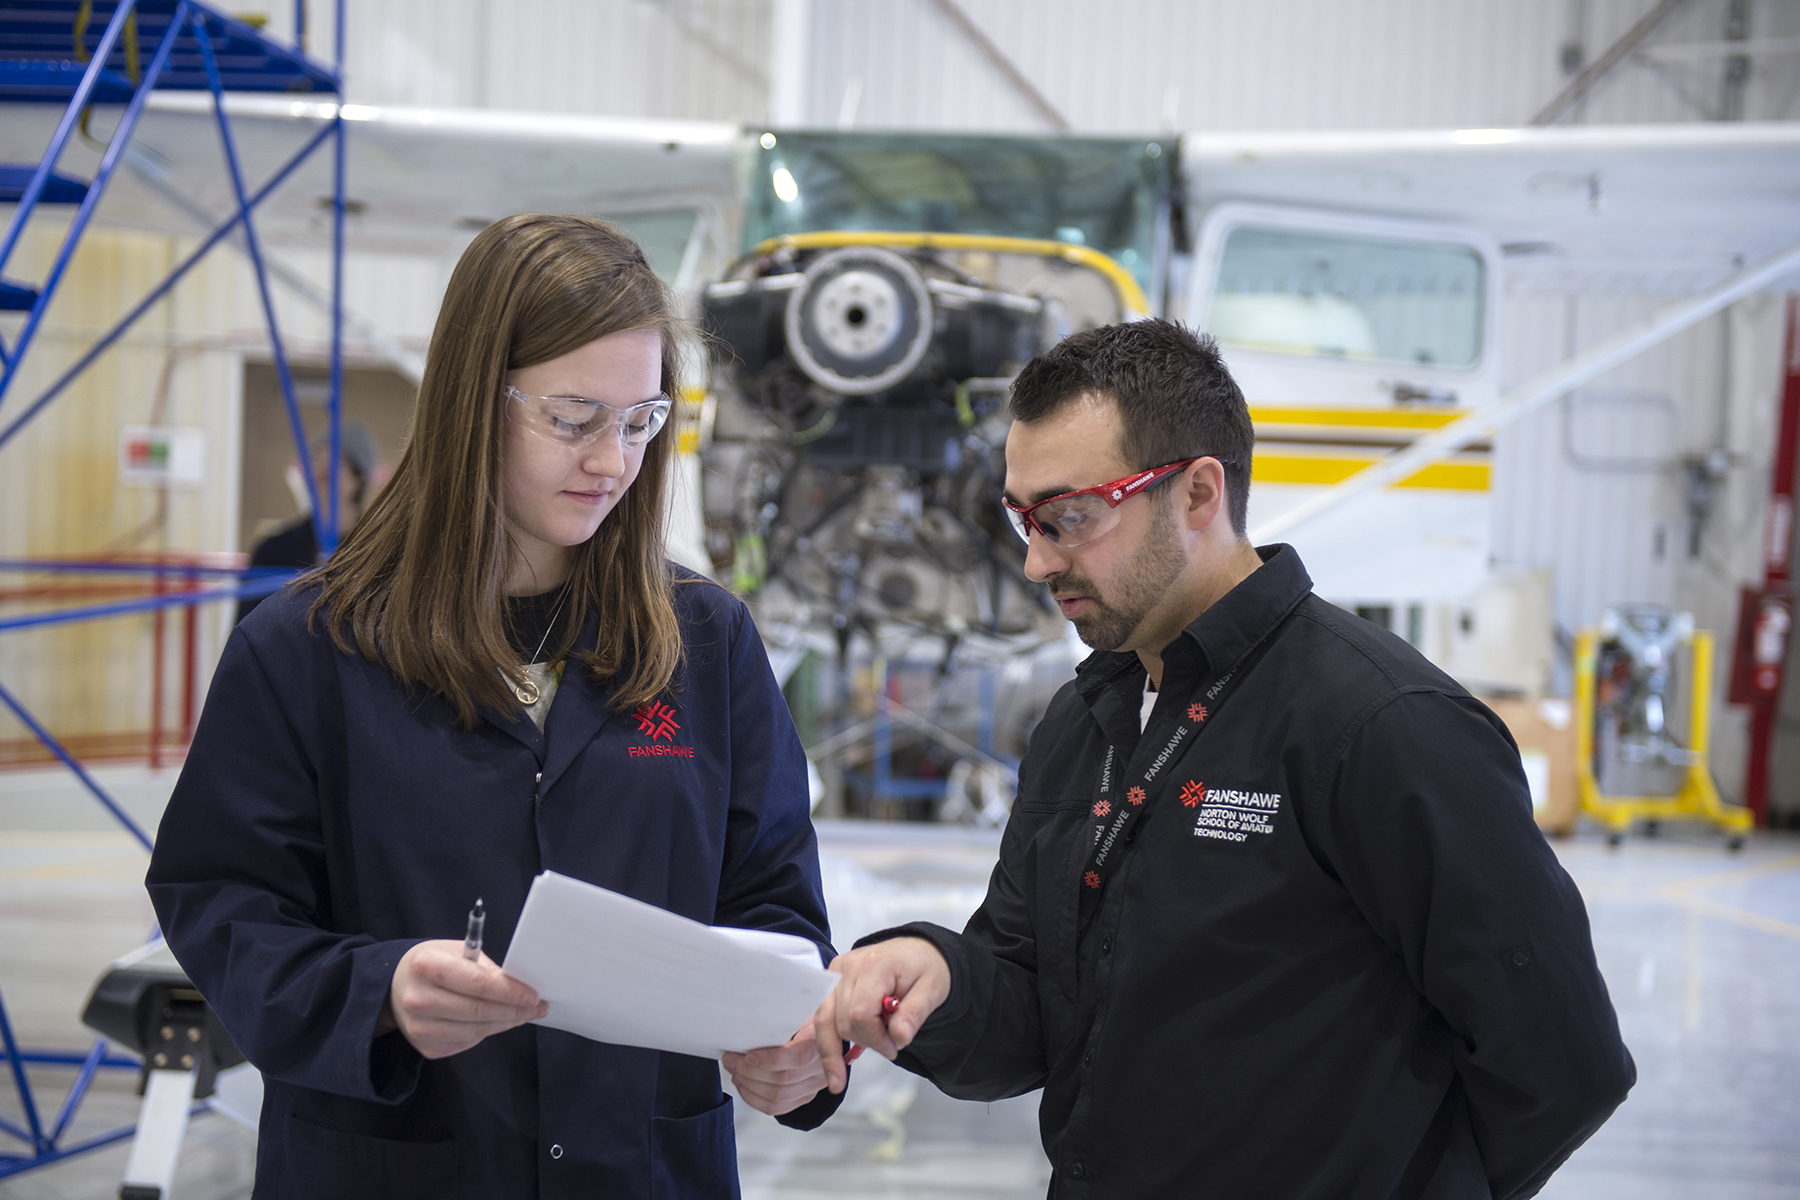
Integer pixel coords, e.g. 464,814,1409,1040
118,426,206,487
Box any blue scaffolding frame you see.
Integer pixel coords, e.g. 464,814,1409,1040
0,0,344,1177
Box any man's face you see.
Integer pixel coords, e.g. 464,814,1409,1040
1003,395,1190,652
311,456,362,516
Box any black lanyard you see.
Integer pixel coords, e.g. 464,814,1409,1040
1077,660,1248,929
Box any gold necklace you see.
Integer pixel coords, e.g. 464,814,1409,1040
513,586,569,706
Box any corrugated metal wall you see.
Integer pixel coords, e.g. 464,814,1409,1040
804,0,1797,132
808,0,1565,133
302,0,776,122
1489,286,1785,797
1492,296,1718,633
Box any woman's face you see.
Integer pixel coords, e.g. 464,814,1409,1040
501,327,663,594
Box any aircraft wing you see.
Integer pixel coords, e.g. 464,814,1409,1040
0,95,740,256
14,106,1793,286
1181,122,1800,294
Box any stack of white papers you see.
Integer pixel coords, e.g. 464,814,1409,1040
500,871,840,1059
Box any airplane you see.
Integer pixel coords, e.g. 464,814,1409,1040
4,91,1797,805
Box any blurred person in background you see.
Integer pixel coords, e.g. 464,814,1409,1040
236,420,379,622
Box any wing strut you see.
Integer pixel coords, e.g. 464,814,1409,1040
1531,0,1694,125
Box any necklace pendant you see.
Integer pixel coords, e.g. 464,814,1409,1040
515,677,541,705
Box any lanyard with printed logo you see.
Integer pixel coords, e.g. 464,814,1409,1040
1077,661,1253,930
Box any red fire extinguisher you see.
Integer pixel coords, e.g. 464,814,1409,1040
1754,598,1792,694
1732,588,1794,704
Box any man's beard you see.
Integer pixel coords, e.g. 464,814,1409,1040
1052,498,1186,651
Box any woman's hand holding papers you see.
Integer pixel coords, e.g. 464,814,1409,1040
812,937,951,1095
380,939,549,1059
723,1019,829,1116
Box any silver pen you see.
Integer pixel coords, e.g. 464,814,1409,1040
463,898,486,962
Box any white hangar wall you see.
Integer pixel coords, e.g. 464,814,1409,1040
260,0,1796,132
1490,289,1787,803
255,0,778,121
797,0,1796,132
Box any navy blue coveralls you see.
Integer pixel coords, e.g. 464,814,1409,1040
147,572,841,1199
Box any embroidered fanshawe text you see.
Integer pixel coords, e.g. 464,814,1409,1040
1193,788,1283,843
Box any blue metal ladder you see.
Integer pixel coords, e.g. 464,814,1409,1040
0,0,344,1180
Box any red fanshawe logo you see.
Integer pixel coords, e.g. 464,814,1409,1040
1126,786,1146,806
629,702,694,758
1188,703,1209,723
1180,780,1207,808
635,702,680,740
1093,799,1112,817
1083,870,1102,889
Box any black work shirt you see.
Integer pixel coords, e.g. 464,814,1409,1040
235,518,319,624
871,545,1633,1200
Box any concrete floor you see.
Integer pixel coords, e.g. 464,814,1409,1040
1,766,1796,1198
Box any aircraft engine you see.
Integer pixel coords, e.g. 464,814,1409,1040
702,243,1063,653
784,246,935,394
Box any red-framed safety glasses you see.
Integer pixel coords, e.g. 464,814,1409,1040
1003,458,1227,548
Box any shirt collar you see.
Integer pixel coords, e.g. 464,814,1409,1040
1074,543,1313,698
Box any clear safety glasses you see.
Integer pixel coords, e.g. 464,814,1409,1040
504,386,672,449
1003,458,1227,549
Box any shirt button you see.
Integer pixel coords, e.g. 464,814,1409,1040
1083,1047,1093,1066
1069,1161,1086,1179
1101,936,1113,954
550,1144,563,1160
536,771,544,784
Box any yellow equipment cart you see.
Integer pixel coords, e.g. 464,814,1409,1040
1574,608,1752,850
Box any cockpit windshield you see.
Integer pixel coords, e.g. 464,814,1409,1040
742,131,1174,292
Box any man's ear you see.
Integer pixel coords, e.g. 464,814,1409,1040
1180,457,1228,533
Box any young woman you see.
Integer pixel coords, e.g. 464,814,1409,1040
147,214,839,1198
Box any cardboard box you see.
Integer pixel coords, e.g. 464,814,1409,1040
1483,697,1579,837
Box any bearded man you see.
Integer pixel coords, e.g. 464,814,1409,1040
807,319,1634,1199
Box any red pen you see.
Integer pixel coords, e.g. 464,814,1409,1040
843,995,901,1063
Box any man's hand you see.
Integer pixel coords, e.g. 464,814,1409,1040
382,939,547,1059
723,1020,828,1116
812,937,950,1094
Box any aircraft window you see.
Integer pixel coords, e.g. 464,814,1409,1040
742,132,1171,292
1206,227,1484,368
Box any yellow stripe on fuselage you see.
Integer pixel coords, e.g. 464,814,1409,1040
1249,406,1465,431
1251,450,1490,491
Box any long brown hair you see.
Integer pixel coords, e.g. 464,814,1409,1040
311,214,686,727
